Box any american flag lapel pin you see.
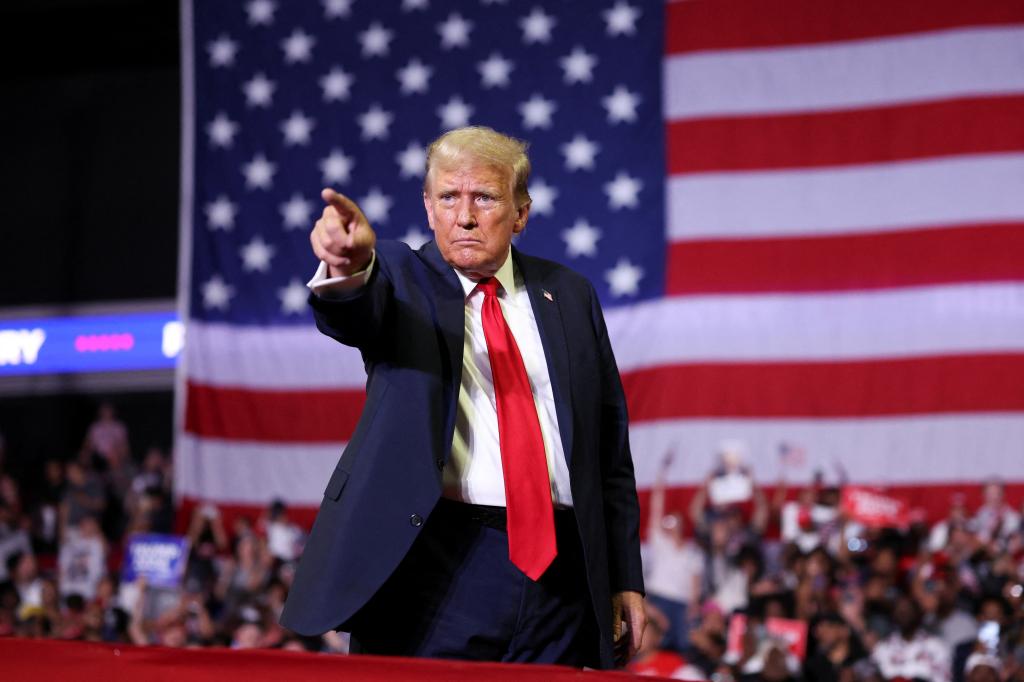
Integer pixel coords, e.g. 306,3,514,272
543,289,554,302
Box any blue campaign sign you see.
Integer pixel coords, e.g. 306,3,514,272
0,311,182,376
122,534,190,589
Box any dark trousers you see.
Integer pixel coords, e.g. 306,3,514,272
350,498,599,667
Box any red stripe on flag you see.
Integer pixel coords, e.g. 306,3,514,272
622,354,1024,420
665,0,1024,55
177,495,322,533
666,96,1024,174
185,354,1024,442
666,223,1024,295
178,482,1024,535
185,381,364,442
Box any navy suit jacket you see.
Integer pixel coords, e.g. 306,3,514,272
280,239,644,668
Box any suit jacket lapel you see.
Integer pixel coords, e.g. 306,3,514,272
514,248,575,466
420,240,465,458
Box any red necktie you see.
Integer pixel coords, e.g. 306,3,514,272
477,277,557,580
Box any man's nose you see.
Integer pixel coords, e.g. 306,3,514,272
456,198,476,228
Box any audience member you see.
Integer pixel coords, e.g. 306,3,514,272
645,453,704,653
57,515,106,600
973,479,1021,547
0,502,31,582
871,595,952,681
803,611,868,681
30,459,66,554
627,599,688,677
80,402,129,465
262,499,304,564
8,551,43,613
129,446,171,506
60,461,106,530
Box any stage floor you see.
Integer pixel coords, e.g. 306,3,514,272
0,637,676,681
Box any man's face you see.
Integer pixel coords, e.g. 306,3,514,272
423,161,529,279
893,597,919,633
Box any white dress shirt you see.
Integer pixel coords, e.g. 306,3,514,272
309,249,573,508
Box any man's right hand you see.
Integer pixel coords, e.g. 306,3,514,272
311,188,377,277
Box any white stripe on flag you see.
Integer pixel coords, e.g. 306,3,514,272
177,414,1024,503
182,283,1024,387
175,435,344,505
630,413,1024,487
664,26,1024,120
185,321,368,388
606,283,1024,371
667,153,1024,240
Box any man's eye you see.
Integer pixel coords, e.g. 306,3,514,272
476,195,494,204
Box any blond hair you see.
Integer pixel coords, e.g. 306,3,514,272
423,126,532,207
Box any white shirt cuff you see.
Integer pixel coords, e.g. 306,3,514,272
307,251,376,299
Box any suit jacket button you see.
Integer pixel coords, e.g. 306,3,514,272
410,514,423,527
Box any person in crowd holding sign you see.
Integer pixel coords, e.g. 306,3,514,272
689,440,769,538
280,126,645,668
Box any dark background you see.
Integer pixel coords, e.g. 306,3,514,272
0,0,180,471
0,0,180,306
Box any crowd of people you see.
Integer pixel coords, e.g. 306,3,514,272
1,405,1022,681
631,447,1024,681
0,403,332,652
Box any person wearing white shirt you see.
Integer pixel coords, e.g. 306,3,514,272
283,126,644,669
872,595,952,682
643,454,703,653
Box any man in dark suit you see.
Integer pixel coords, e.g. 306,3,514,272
281,126,644,668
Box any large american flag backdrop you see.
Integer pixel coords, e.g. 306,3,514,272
177,0,1024,526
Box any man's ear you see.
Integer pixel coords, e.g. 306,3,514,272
512,201,531,235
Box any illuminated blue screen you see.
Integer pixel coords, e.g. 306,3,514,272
0,312,181,376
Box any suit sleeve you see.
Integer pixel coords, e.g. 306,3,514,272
589,284,645,595
307,251,393,352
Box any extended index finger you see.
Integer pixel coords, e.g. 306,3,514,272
321,188,360,228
